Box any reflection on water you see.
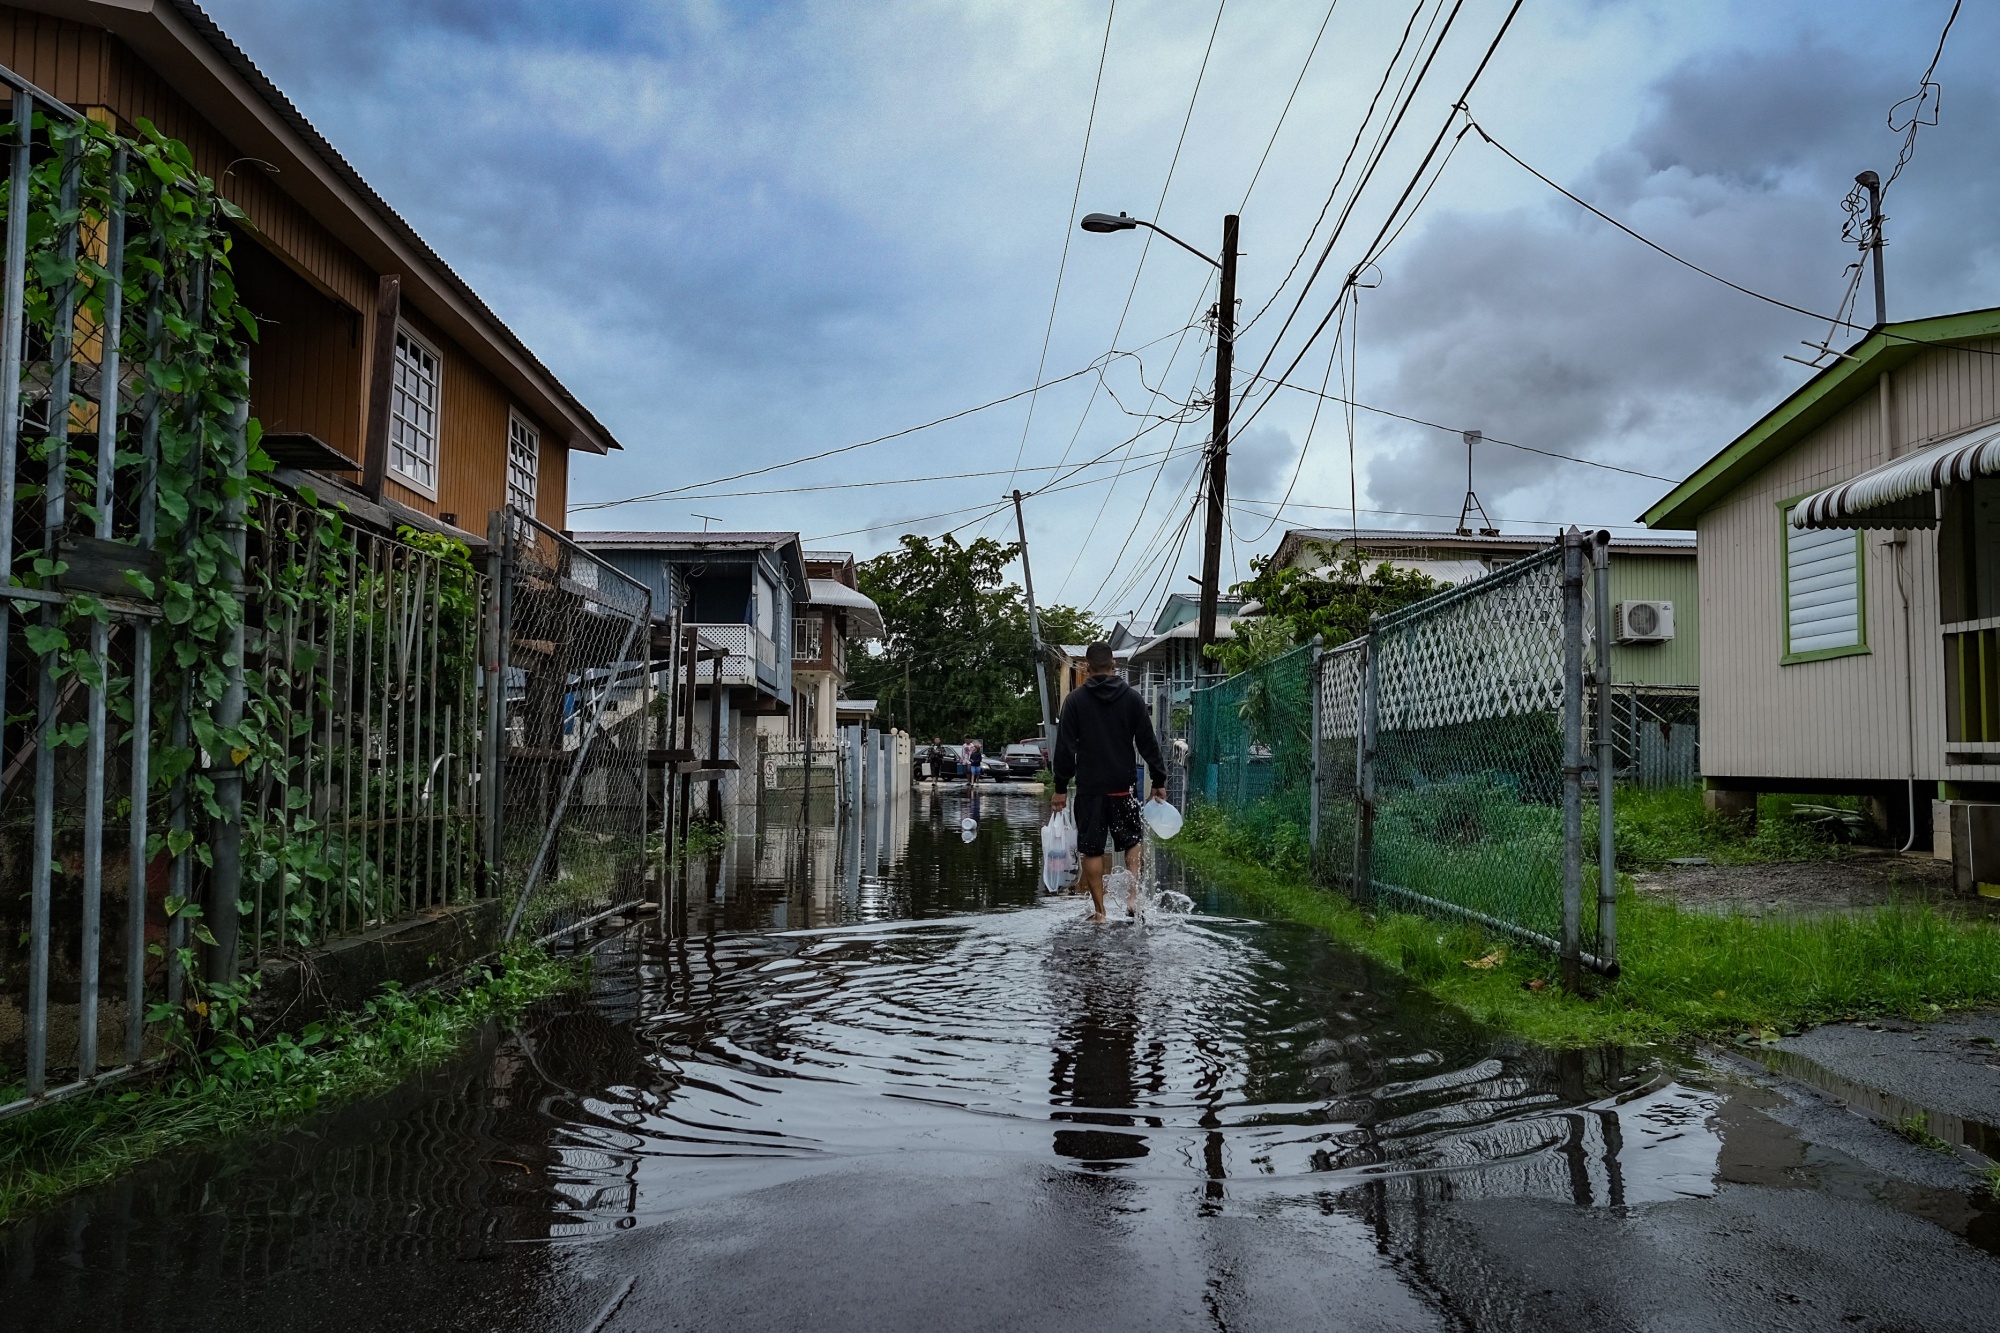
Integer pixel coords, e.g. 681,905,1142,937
0,790,1869,1327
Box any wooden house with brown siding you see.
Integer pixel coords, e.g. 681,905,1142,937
0,0,620,540
1644,306,2000,884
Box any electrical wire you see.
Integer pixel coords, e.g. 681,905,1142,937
1229,0,1527,444
571,324,1197,513
1000,0,1120,497
1227,496,1664,533
1248,371,1676,482
1466,113,2000,359
1231,0,1473,401
1027,0,1229,500
1239,0,1437,336
1055,323,1212,596
652,444,1189,503
1883,0,1960,195
1236,0,1344,214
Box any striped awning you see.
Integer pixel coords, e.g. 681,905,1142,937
1791,420,2000,530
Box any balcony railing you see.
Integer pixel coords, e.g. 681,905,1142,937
693,623,782,690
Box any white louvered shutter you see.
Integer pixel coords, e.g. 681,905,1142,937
1786,518,1860,653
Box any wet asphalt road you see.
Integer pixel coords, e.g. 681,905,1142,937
6,790,1999,1331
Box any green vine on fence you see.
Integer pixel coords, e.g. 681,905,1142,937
5,109,370,990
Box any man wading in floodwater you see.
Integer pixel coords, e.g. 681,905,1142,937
1050,642,1169,922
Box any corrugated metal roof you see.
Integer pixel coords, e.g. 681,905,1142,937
1278,526,1695,553
804,579,885,638
571,531,801,549
1790,418,2000,529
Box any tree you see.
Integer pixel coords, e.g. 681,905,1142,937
850,534,1101,743
1205,544,1443,675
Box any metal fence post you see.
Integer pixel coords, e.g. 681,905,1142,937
1309,633,1324,868
1354,629,1378,904
1592,530,1618,973
206,357,252,983
1560,527,1586,992
483,511,506,891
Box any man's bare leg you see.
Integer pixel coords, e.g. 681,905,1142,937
1080,853,1109,920
1122,843,1144,915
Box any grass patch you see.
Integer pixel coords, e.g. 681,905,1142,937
677,818,731,858
1895,1112,1954,1155
1615,785,1866,866
1176,805,2000,1048
0,945,582,1227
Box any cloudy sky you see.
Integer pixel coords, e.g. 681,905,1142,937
203,0,1998,621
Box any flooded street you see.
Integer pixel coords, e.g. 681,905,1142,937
8,789,2000,1331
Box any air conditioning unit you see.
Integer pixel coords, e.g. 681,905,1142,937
1615,600,1674,643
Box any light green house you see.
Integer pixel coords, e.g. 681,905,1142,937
1267,528,1699,688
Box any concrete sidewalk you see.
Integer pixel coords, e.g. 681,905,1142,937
1763,1010,2000,1160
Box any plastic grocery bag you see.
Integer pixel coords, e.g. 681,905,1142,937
1042,809,1076,892
1141,797,1183,840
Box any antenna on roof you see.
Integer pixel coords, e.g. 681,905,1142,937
1456,431,1500,538
693,512,722,532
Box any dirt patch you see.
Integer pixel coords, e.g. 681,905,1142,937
1630,853,2000,919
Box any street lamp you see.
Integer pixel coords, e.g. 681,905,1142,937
1081,210,1238,651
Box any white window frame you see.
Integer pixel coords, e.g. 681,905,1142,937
1780,500,1867,664
389,325,443,498
507,410,540,517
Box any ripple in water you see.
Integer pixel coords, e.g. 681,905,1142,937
531,883,1663,1238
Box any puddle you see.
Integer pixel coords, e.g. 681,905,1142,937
4,790,1997,1326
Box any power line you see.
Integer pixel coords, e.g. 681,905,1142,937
1228,496,1664,533
1232,0,1473,400
1239,0,1438,336
809,414,1206,544
1248,371,1676,482
1236,0,1344,213
1060,0,1346,594
1000,0,1120,496
653,445,1189,503
1029,0,1229,499
1465,113,2000,359
571,324,1195,513
1224,0,1520,446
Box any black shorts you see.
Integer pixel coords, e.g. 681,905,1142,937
1074,790,1143,857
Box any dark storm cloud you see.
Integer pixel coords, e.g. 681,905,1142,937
1357,8,2000,527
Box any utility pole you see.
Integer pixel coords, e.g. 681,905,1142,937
1857,170,1886,327
1196,214,1239,652
1012,489,1055,751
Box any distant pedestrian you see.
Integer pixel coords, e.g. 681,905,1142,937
963,737,984,790
1051,643,1169,922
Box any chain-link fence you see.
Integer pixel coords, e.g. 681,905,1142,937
493,510,654,943
754,737,848,825
1190,531,1617,975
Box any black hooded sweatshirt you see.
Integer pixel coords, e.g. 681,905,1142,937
1053,673,1167,796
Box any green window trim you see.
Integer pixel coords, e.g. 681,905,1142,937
1778,496,1869,665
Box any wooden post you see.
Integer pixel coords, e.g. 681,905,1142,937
361,274,401,502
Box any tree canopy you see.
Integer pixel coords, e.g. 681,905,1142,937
850,534,1100,744
1206,545,1443,675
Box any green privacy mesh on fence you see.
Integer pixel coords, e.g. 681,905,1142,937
1190,540,1613,970
1189,641,1318,823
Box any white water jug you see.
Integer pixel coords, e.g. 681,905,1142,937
1141,798,1183,840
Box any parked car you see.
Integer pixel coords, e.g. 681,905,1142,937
1003,742,1046,778
915,743,959,781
